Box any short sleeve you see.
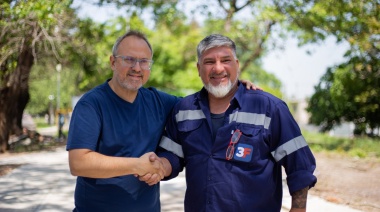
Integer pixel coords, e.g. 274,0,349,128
66,100,102,151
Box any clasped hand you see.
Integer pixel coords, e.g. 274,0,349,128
134,152,165,186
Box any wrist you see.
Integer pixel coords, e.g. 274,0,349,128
160,157,172,177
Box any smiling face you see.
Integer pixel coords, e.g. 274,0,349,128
197,46,240,98
110,35,152,91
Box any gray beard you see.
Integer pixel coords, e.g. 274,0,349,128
120,70,144,91
204,79,234,98
118,77,142,91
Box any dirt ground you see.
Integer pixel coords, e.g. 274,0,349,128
309,152,380,212
1,151,380,211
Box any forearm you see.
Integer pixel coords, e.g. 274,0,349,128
69,149,141,178
290,187,309,212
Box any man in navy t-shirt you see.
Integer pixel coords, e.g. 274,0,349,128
66,31,179,211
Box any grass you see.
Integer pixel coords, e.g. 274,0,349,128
303,130,380,158
36,122,51,128
34,116,52,128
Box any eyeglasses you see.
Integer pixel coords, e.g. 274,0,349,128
226,129,242,160
114,55,154,70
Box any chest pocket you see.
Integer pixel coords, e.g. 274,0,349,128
230,125,267,165
239,125,262,143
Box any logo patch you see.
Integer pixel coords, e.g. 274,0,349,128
233,143,253,162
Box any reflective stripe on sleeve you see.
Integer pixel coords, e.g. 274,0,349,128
229,111,271,129
175,110,206,122
159,136,184,158
271,135,308,162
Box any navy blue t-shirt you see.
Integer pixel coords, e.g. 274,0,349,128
67,80,179,211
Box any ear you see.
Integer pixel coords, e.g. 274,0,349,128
197,62,201,76
110,55,116,70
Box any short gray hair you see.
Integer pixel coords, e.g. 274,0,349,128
112,30,153,56
197,34,237,61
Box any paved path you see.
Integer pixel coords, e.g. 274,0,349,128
0,146,362,212
0,147,75,211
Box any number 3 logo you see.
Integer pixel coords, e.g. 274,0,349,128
235,147,245,157
233,144,253,162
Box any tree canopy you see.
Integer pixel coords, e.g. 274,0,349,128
275,0,380,135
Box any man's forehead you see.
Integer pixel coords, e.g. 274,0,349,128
202,47,233,58
121,36,148,47
118,36,152,56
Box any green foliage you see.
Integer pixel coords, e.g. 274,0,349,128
61,17,110,92
23,14,111,114
307,68,342,131
0,0,75,84
303,130,380,158
34,116,50,128
27,61,80,114
0,0,73,28
26,64,57,114
275,0,377,42
276,0,380,135
307,50,380,135
148,21,203,95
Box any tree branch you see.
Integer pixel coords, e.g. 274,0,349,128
239,20,275,72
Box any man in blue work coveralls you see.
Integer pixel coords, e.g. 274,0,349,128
146,34,317,212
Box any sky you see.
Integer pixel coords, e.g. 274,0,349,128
262,37,349,100
73,0,350,100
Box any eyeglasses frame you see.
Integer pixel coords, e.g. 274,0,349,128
113,55,154,70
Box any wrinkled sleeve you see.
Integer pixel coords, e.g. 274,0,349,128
269,101,317,194
157,104,185,180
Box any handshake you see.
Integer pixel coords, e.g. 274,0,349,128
134,152,172,186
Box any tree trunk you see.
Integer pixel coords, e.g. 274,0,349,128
0,48,33,153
